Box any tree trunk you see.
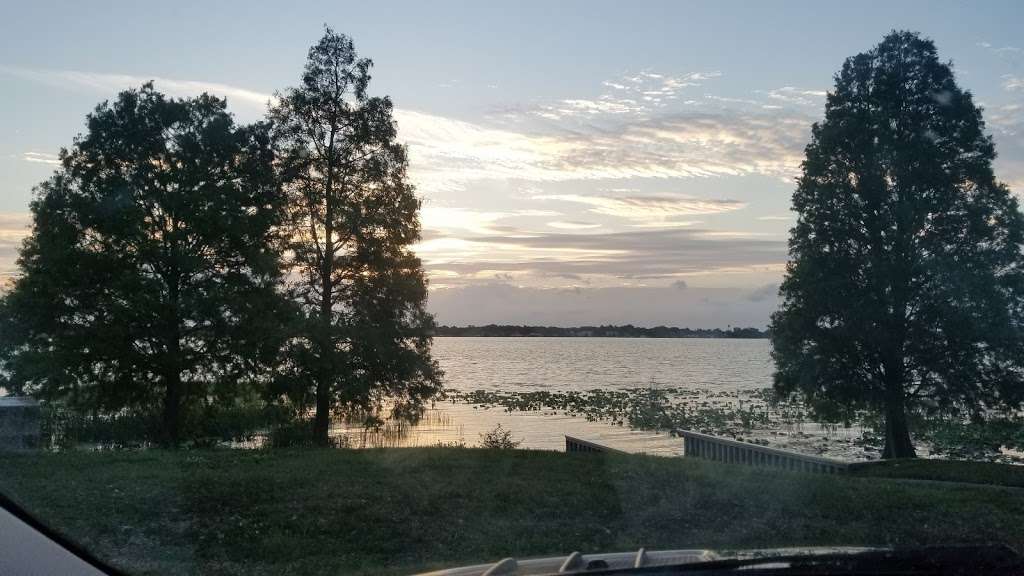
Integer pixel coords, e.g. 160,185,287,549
312,219,334,446
161,366,182,447
312,130,337,447
313,369,331,445
312,273,332,445
161,275,183,447
313,248,333,445
881,382,916,459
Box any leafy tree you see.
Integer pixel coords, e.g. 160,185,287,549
0,84,287,444
771,31,1024,459
268,28,442,444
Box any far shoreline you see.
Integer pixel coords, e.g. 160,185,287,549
433,324,769,339
433,335,769,338
432,335,770,339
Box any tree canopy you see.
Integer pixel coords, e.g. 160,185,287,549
771,31,1024,458
0,84,287,443
268,28,442,444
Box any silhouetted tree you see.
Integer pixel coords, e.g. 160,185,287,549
268,28,441,444
0,84,287,444
771,32,1024,458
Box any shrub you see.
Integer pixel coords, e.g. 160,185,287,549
479,424,521,449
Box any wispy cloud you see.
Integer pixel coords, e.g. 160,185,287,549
547,220,602,230
560,113,811,180
978,42,1023,60
0,212,31,241
1004,75,1024,92
537,70,722,119
535,194,745,222
0,212,31,279
417,226,785,288
756,86,827,106
401,108,812,192
0,65,274,111
703,94,765,107
421,206,560,235
20,151,61,165
986,102,1024,193
393,109,580,193
3,66,814,196
628,220,703,229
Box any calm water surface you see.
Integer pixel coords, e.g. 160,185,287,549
340,338,778,456
433,337,773,393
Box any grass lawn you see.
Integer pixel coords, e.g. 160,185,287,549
849,458,1024,487
1,448,1023,575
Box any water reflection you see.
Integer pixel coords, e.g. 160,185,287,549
331,403,684,456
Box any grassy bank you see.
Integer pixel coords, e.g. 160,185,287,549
849,458,1024,487
1,448,1023,575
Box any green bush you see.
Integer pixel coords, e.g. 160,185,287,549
479,424,521,449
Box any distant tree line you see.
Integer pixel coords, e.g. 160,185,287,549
434,325,768,338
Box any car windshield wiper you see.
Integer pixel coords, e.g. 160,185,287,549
568,546,1023,576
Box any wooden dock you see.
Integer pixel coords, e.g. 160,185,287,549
564,431,849,474
676,429,848,474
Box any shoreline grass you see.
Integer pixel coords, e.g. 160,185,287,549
2,448,1022,575
849,458,1024,487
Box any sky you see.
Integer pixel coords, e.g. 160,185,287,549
1,1,1023,328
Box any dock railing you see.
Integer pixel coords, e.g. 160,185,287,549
564,435,627,455
676,429,848,474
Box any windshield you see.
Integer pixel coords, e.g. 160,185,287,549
2,2,1024,575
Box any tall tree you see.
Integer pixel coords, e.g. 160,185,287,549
771,31,1024,459
269,28,442,444
0,84,286,444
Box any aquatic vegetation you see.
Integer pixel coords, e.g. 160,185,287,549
443,386,806,438
443,387,1024,463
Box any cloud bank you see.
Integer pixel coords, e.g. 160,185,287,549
2,66,809,325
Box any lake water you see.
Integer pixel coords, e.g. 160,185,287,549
337,337,837,457
432,337,773,393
